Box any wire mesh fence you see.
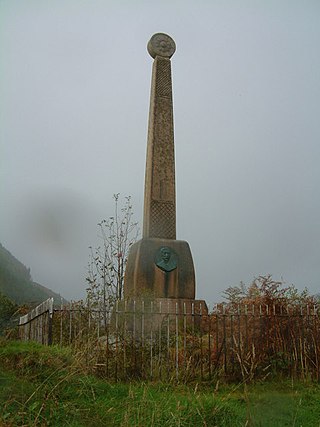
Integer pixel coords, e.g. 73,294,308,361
19,298,320,381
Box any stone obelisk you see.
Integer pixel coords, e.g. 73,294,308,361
124,34,205,313
143,34,176,241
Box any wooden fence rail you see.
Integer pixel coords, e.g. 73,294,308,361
19,299,320,381
19,298,54,345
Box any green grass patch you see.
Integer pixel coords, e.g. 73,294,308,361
246,380,320,426
1,341,320,426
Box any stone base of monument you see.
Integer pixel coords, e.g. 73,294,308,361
113,298,208,334
122,237,208,333
124,238,196,299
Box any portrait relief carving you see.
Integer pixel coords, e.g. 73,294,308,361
154,246,178,272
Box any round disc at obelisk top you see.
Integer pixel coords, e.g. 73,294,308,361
147,33,176,58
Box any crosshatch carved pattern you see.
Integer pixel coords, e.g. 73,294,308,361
150,200,176,239
156,58,172,98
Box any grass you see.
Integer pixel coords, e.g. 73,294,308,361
246,381,320,426
1,340,320,426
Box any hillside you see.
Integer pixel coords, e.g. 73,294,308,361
0,243,65,306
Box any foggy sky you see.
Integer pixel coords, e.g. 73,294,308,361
1,1,319,303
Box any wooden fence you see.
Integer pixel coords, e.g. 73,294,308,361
19,298,54,345
19,298,320,381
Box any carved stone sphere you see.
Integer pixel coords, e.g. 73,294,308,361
147,33,176,59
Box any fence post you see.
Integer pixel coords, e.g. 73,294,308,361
48,298,54,345
69,301,73,345
183,302,186,374
158,300,162,380
115,299,119,381
175,302,179,381
133,299,137,375
60,297,63,346
230,309,234,374
150,300,153,379
208,308,212,380
200,303,204,379
223,304,227,375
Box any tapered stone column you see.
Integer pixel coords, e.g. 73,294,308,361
143,38,176,239
124,34,206,316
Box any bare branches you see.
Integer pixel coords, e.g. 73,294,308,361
86,194,139,319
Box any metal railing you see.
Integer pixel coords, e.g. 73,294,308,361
18,299,320,381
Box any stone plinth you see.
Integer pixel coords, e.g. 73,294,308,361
124,238,195,299
114,297,208,334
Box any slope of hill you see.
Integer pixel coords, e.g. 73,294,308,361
0,243,66,306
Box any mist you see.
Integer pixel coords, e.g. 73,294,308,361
1,1,319,302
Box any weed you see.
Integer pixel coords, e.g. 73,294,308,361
1,341,320,426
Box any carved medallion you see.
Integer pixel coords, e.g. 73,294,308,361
147,33,176,59
155,246,177,272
